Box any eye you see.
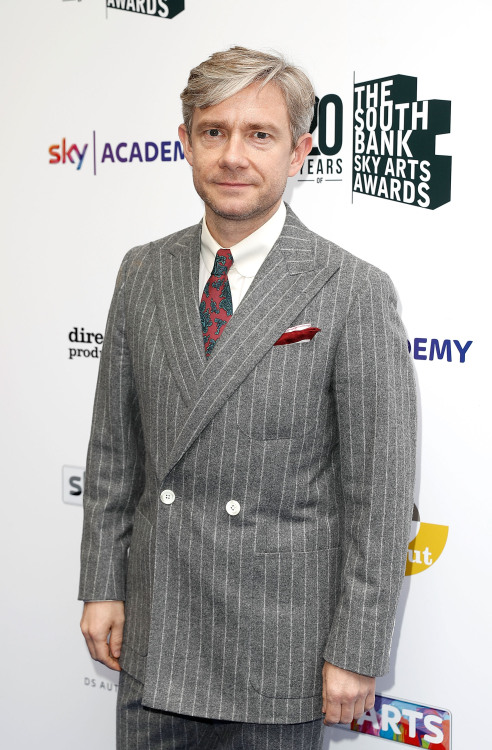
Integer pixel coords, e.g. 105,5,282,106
254,132,269,140
206,128,221,137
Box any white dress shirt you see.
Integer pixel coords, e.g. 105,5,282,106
199,202,287,311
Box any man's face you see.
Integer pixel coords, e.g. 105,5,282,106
178,81,311,228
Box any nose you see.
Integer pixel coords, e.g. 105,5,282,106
218,133,250,170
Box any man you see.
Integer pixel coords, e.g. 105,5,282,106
80,47,417,749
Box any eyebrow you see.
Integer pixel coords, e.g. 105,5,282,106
196,120,283,136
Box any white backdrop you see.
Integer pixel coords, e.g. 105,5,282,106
1,1,490,748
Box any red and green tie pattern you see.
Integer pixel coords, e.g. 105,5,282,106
200,249,234,357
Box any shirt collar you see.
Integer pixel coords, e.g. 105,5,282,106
200,201,287,278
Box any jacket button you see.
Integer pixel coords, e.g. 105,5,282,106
160,489,175,505
226,500,240,516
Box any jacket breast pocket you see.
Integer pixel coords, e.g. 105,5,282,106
122,508,155,656
248,546,340,699
236,342,327,441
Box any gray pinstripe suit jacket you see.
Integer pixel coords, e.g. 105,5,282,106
79,205,417,725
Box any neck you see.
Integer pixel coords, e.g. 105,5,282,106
205,200,281,247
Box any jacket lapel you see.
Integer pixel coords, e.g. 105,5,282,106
163,206,342,480
152,223,205,407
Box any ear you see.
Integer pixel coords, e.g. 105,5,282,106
178,124,193,166
288,133,313,177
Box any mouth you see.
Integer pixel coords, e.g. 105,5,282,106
215,182,253,188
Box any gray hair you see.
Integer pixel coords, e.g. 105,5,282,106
180,46,315,148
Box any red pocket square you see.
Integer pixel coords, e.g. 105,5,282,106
274,325,321,346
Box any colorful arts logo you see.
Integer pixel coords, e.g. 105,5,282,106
339,694,451,748
106,0,184,18
353,75,452,209
406,505,448,576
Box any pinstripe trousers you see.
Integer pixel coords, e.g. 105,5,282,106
117,671,324,750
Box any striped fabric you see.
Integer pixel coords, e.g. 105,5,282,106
117,670,324,750
79,204,417,725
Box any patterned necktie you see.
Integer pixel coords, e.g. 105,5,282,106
200,248,234,357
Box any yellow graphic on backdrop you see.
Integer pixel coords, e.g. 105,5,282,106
405,522,449,576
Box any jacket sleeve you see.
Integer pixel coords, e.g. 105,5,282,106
323,269,417,676
78,252,146,602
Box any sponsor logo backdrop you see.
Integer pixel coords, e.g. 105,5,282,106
1,0,489,748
